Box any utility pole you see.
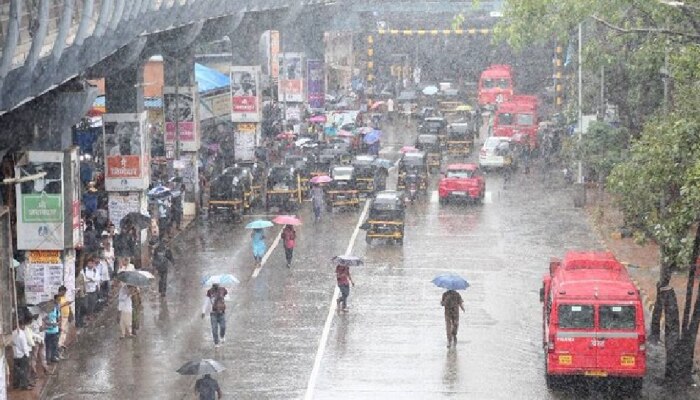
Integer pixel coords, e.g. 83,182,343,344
577,22,583,184
175,57,181,162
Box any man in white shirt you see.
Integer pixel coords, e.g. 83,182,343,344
12,320,32,390
117,284,133,338
97,252,113,309
386,98,395,122
83,258,100,318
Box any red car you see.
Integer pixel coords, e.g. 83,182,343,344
438,163,485,204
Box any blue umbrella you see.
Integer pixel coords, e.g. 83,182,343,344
372,158,393,169
201,274,240,287
148,185,171,198
245,220,274,229
363,130,382,145
431,274,470,290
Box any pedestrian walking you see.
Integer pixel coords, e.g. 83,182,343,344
153,243,173,297
280,225,296,268
251,228,266,267
12,320,32,390
97,252,112,311
75,267,87,328
83,258,100,319
29,313,47,378
22,314,36,384
44,295,60,363
117,284,133,339
195,373,223,400
131,287,143,336
311,184,324,222
201,284,228,347
335,263,354,312
57,286,73,357
441,289,465,348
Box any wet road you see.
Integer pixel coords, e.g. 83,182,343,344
44,121,697,400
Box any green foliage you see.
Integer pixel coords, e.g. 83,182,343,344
576,122,629,182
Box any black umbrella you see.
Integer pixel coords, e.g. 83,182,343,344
120,212,151,230
331,255,363,266
176,359,226,375
116,271,152,287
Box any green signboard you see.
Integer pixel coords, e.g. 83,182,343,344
22,194,63,223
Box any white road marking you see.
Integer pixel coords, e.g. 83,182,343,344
430,190,439,203
251,228,283,279
484,191,492,204
303,200,371,400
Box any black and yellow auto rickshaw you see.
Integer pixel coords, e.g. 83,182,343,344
446,122,475,157
325,165,360,210
266,166,302,212
420,117,448,146
235,161,264,203
208,166,256,220
352,155,388,196
415,134,441,173
397,152,429,193
284,154,312,197
362,190,406,245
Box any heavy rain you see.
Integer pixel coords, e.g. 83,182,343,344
1,1,700,399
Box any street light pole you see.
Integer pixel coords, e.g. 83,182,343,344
175,57,181,162
577,22,583,184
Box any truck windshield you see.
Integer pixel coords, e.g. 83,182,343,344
558,304,594,329
516,113,534,126
599,305,636,330
498,112,514,125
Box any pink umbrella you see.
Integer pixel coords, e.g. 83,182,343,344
272,215,303,226
276,132,296,140
308,115,327,123
370,101,386,110
310,175,332,184
337,130,354,138
400,146,419,153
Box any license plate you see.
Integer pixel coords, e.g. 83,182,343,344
452,191,467,196
584,370,608,377
621,356,635,366
558,355,572,365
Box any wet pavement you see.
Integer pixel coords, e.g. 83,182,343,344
42,121,700,400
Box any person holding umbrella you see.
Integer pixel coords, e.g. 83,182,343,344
201,283,228,347
117,284,134,338
333,256,361,313
176,359,225,400
432,274,469,348
280,225,296,268
251,228,266,267
195,374,223,400
310,183,325,222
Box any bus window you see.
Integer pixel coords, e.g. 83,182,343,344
599,305,636,330
497,79,510,89
558,304,594,328
483,79,495,89
516,113,534,126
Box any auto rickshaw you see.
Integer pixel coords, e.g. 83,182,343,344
362,190,405,245
352,155,388,196
415,134,441,173
208,166,256,220
446,121,476,157
266,166,302,212
309,149,335,177
397,152,429,193
325,165,360,211
420,117,448,147
235,161,264,204
284,154,312,197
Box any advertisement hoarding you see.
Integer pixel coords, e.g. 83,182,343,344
24,250,63,305
15,151,65,250
233,122,259,161
270,31,280,79
307,59,325,109
164,86,200,152
278,53,304,103
230,66,262,122
108,192,144,230
103,113,150,191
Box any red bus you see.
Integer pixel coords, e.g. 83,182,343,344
478,65,513,108
493,95,539,148
540,251,646,392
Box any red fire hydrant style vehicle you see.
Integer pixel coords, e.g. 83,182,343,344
438,163,485,205
540,251,646,392
478,64,514,109
493,95,539,149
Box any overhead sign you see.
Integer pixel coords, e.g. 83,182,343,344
103,113,150,191
307,59,325,109
230,66,261,122
164,86,200,151
278,53,304,103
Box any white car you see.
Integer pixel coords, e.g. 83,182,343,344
478,136,513,169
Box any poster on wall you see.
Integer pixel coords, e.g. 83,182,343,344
24,250,63,305
164,87,199,152
278,53,304,103
15,151,65,250
307,59,325,109
230,66,261,122
108,192,143,230
64,147,82,249
103,113,150,191
233,123,258,162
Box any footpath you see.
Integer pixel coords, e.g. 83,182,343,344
584,189,700,379
6,214,196,400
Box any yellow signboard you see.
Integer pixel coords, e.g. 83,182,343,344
28,250,62,264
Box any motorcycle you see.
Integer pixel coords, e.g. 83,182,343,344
404,174,420,203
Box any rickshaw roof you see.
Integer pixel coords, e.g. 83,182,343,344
353,155,376,165
424,117,446,122
269,166,296,176
403,152,426,161
373,191,403,205
447,163,478,171
417,134,439,144
221,167,250,177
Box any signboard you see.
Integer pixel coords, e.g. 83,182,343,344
24,259,64,305
270,31,280,79
15,151,65,250
108,192,143,230
164,86,200,152
201,93,231,120
27,250,61,264
278,53,304,102
64,147,82,248
234,123,258,161
103,113,150,191
307,59,325,109
285,105,302,122
230,66,261,122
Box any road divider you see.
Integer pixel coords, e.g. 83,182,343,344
303,200,371,400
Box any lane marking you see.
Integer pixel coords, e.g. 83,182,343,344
484,191,492,204
251,228,283,279
303,200,371,400
430,190,438,203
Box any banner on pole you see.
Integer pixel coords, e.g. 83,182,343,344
307,59,325,109
230,66,262,122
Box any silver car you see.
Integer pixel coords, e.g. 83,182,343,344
478,136,512,169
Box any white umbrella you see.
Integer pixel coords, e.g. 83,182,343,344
422,86,439,96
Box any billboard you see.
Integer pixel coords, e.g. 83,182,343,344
307,59,325,109
270,31,280,79
234,122,259,161
230,66,261,122
24,250,63,305
164,86,199,152
278,53,304,103
103,113,150,191
15,151,65,250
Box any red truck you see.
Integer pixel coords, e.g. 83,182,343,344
438,163,485,205
478,64,513,108
493,95,539,148
540,251,646,392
